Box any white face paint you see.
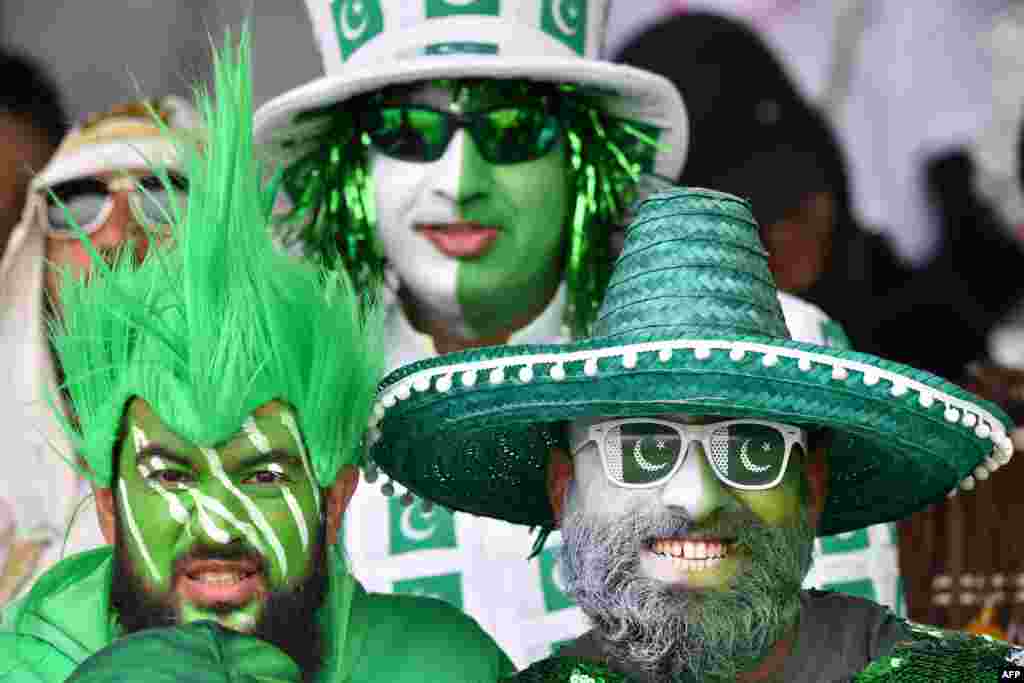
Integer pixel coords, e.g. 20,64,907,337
119,479,162,582
371,132,463,330
279,412,320,511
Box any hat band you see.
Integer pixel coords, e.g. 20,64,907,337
333,16,582,72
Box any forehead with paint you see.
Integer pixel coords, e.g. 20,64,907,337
365,79,571,339
111,397,322,631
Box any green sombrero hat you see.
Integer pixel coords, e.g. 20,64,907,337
367,187,1016,536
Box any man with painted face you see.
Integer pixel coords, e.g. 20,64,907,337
0,95,199,606
253,0,690,663
368,188,1024,681
0,38,513,683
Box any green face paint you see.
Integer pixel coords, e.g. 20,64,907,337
454,134,568,336
115,398,321,631
730,445,807,528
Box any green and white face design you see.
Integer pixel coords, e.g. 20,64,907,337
114,398,322,632
569,413,808,591
369,81,571,340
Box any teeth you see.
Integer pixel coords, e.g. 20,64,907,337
195,572,244,584
651,539,730,561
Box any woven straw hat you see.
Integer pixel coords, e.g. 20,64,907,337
367,187,1016,536
253,0,687,179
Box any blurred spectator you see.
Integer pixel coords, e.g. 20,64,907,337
609,0,1006,269
0,50,66,259
615,11,1024,384
0,96,199,606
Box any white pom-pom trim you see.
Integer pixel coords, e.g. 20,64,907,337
373,339,1013,469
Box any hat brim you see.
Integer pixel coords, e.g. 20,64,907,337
253,55,687,179
32,138,184,190
369,333,1013,536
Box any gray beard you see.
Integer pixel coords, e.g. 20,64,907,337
559,489,814,682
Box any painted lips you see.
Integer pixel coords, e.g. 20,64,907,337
177,559,263,607
416,222,499,259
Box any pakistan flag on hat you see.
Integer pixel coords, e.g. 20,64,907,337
254,0,689,181
367,187,1015,537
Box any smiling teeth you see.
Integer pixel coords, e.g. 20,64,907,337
195,572,245,584
651,539,729,561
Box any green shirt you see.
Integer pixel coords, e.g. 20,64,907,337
0,548,515,682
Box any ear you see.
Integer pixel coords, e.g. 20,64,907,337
546,447,574,527
325,464,360,546
803,441,830,533
93,485,116,545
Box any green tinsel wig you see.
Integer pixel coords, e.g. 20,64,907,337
48,30,385,489
275,81,660,338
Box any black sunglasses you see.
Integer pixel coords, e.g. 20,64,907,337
360,103,562,165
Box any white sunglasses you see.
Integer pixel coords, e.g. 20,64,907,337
41,172,187,239
572,418,808,491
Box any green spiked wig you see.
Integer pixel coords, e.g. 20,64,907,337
368,188,1016,537
48,32,384,489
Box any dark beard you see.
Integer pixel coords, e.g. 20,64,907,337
111,520,328,682
559,490,814,683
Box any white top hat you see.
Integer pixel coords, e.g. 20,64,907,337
254,0,688,179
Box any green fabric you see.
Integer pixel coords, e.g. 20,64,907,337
503,624,1024,682
0,548,514,683
64,621,302,683
369,187,1015,535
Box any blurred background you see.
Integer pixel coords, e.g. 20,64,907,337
2,0,1022,639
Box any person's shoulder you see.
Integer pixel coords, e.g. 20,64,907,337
350,591,515,682
853,621,1024,681
500,656,628,682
